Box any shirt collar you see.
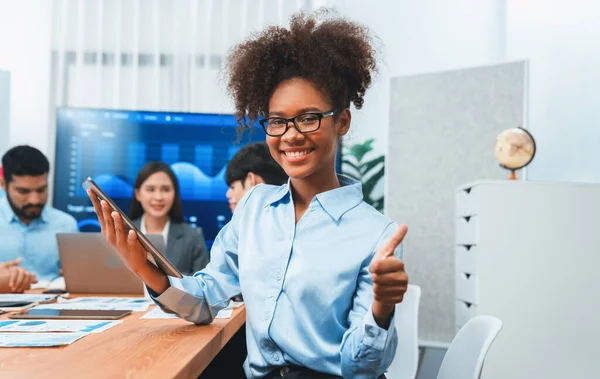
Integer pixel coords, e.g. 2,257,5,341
264,182,291,206
0,196,13,223
39,206,49,223
265,175,364,222
0,196,48,224
140,214,171,241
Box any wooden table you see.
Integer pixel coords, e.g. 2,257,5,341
0,295,246,379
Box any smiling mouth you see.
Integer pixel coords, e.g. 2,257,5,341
282,149,313,158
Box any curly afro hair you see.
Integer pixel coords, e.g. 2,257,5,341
225,9,378,132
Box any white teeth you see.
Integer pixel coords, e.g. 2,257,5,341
285,150,311,158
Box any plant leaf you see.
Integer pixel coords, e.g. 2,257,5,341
360,155,384,176
341,159,361,176
349,138,374,163
362,165,384,201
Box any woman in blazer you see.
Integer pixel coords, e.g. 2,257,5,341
129,162,209,275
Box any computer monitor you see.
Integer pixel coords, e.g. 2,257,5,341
53,107,342,247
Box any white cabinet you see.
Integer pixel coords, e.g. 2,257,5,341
455,181,600,379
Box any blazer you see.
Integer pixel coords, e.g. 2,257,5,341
132,218,209,276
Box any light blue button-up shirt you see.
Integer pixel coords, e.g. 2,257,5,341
152,176,402,378
0,197,78,281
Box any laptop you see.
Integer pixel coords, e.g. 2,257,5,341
56,233,166,295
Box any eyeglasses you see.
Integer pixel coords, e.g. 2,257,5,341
259,109,339,137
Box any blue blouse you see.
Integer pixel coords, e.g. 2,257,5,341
152,175,402,378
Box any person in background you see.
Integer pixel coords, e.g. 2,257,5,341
129,162,209,276
225,142,287,298
0,258,37,293
202,142,287,378
225,142,288,212
0,145,78,281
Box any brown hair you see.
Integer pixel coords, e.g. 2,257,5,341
225,9,378,133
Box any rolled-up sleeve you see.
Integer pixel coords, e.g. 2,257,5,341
148,187,258,324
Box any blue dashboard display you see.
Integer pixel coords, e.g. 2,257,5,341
53,108,267,247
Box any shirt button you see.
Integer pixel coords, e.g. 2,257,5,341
276,275,282,281
264,313,270,321
273,355,280,362
280,367,290,376
366,328,376,338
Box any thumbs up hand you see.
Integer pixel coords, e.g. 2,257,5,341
369,224,409,328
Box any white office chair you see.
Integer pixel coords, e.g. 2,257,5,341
386,284,421,379
436,315,503,379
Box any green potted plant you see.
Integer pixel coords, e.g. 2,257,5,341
341,138,385,212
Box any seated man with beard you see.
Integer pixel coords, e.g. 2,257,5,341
0,145,78,282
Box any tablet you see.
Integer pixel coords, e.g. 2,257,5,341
0,301,36,312
82,177,183,278
8,309,131,320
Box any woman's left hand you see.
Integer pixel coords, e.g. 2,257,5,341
369,224,409,328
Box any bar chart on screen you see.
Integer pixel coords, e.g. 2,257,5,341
53,108,265,245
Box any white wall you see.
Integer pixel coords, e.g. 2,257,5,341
0,0,54,156
0,70,9,156
507,0,600,183
331,0,600,186
323,0,507,212
327,0,507,158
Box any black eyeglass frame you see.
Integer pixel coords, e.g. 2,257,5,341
258,109,339,137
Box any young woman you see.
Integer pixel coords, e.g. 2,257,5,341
89,11,408,379
129,162,209,276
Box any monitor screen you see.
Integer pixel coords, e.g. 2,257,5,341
53,107,342,247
